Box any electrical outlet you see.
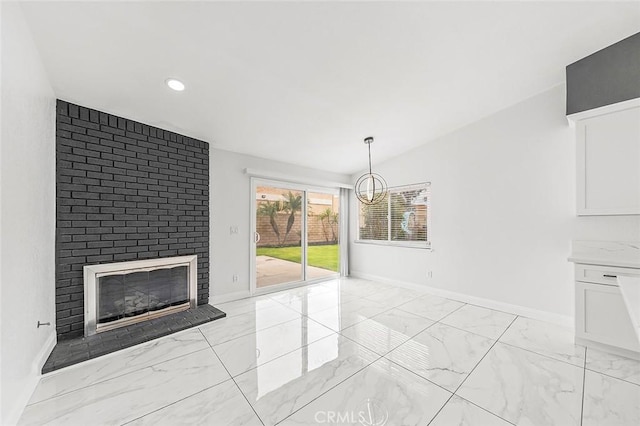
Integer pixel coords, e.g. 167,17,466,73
230,226,239,235
427,270,433,279
232,274,239,282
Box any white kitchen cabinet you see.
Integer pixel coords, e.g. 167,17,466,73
574,263,640,354
570,99,640,216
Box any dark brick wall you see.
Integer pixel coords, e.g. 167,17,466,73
56,100,209,340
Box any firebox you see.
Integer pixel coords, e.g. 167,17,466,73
83,255,198,336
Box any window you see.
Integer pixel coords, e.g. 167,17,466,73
357,183,430,248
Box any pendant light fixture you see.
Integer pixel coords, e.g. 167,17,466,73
355,137,388,205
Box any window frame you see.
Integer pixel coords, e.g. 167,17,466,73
355,182,431,249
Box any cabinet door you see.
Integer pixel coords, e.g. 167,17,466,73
575,281,640,352
576,106,640,215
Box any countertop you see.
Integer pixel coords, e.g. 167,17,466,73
568,241,640,269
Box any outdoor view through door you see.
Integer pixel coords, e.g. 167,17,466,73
255,185,339,288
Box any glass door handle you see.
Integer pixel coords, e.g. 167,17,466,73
254,232,261,244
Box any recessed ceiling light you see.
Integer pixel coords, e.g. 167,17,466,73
165,78,185,92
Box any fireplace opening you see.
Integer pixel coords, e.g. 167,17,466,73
97,265,189,324
85,256,197,335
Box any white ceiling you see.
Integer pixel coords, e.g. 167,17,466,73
21,1,640,174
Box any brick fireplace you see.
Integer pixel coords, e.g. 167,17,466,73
55,101,210,340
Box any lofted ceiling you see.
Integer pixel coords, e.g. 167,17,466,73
20,1,640,174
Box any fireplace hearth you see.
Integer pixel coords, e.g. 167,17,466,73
42,304,226,373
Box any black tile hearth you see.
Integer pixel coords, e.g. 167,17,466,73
42,304,225,374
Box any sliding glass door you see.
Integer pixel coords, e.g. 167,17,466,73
252,180,340,291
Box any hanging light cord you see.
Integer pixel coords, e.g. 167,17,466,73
368,142,372,175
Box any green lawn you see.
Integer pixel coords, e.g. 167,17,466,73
257,244,339,271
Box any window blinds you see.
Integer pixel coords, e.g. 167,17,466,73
358,183,430,246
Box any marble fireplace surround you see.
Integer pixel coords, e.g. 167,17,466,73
84,255,198,336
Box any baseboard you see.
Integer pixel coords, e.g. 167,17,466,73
5,331,56,425
350,271,574,329
210,290,252,305
576,337,640,360
35,330,57,376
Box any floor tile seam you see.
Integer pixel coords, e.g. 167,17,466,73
377,319,441,357
273,294,369,315
341,295,405,315
119,377,236,426
380,344,487,394
317,314,380,334
339,319,439,358
436,319,511,342
380,354,455,395
365,304,403,321
26,346,216,408
267,297,317,313
365,303,438,324
273,352,386,426
580,357,587,426
413,290,532,321
198,314,303,346
304,304,397,328
430,302,468,323
427,319,500,344
222,329,341,378
300,303,362,316
582,345,640,388
429,394,518,426
215,328,342,379
451,315,519,396
301,315,341,335
303,305,369,321
264,301,306,315
393,305,451,322
393,303,468,326
198,328,267,426
443,315,520,426
358,350,469,426
321,308,399,332
344,303,439,330
209,314,330,351
203,302,297,322
266,281,397,310
360,294,404,305
495,340,587,370
304,296,390,316
374,294,425,309
352,286,394,298
582,366,640,388
456,301,522,317
258,294,309,313
424,393,455,426
339,288,374,298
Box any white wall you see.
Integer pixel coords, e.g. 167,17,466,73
0,3,57,424
210,150,349,300
349,84,640,324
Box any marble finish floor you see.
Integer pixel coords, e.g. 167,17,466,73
20,278,640,425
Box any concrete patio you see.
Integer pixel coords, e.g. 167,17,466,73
256,255,337,287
